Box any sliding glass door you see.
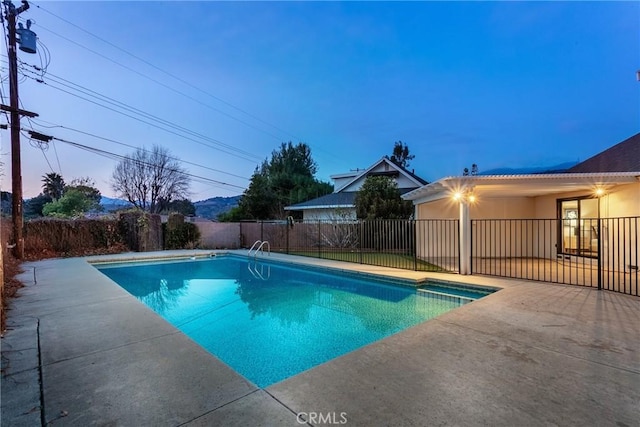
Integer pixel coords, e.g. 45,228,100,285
558,197,599,257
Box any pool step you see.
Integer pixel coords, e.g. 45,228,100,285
417,287,477,302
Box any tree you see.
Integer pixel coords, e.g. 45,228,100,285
267,142,332,216
463,164,479,176
390,141,415,169
25,194,52,218
42,172,65,201
42,188,100,218
110,145,190,213
355,176,413,220
67,177,102,209
237,166,278,220
217,206,246,222
229,142,332,220
158,198,196,216
1,191,12,216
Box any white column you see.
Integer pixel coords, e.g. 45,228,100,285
459,200,471,274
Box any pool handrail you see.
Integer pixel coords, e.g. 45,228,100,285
248,240,271,258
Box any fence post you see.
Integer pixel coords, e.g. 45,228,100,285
359,221,363,264
318,220,321,259
413,220,417,271
286,220,290,254
470,219,474,274
597,217,602,290
459,202,471,274
457,219,462,274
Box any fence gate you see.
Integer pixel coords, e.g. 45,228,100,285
471,217,639,296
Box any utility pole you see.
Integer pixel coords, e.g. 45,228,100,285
3,0,37,259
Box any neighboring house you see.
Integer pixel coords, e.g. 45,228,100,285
403,132,639,284
286,157,428,220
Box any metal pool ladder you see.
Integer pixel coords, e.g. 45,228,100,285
248,240,270,258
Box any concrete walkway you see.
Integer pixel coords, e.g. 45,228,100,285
2,250,639,426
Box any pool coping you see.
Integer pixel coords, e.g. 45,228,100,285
2,250,639,426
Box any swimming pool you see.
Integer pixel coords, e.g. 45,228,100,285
96,255,495,387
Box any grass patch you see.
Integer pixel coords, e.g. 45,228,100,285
288,250,446,272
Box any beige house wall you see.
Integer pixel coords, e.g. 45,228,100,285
472,197,536,219
599,183,640,218
416,198,457,219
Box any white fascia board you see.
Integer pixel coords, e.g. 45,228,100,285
285,204,354,210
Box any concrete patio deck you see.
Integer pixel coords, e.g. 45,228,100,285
2,250,639,426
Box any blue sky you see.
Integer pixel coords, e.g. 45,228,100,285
1,1,638,201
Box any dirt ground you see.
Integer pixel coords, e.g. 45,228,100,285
1,250,23,334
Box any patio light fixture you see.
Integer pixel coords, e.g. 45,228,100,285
451,189,477,204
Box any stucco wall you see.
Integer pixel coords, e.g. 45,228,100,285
416,198,458,219
600,183,640,218
471,197,536,219
303,209,357,221
416,196,536,220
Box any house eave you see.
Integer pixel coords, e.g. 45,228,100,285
403,172,640,201
285,204,354,211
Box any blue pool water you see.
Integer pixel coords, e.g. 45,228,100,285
96,255,494,387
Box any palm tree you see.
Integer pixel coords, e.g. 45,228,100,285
42,172,65,201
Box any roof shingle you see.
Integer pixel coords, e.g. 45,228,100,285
567,133,640,173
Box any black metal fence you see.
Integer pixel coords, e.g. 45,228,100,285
471,217,639,296
239,219,460,273
232,216,638,296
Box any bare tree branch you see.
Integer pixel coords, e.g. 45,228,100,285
111,145,190,213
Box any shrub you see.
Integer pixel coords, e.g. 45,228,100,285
24,217,124,257
117,210,162,252
163,213,201,249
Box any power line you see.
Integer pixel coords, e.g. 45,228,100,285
9,5,343,172
22,129,54,172
51,139,61,172
28,117,250,182
26,4,302,143
38,132,247,192
13,60,263,162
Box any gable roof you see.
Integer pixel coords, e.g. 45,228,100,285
334,157,428,193
285,156,428,211
567,132,640,173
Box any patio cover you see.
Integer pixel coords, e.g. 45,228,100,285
403,172,640,204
